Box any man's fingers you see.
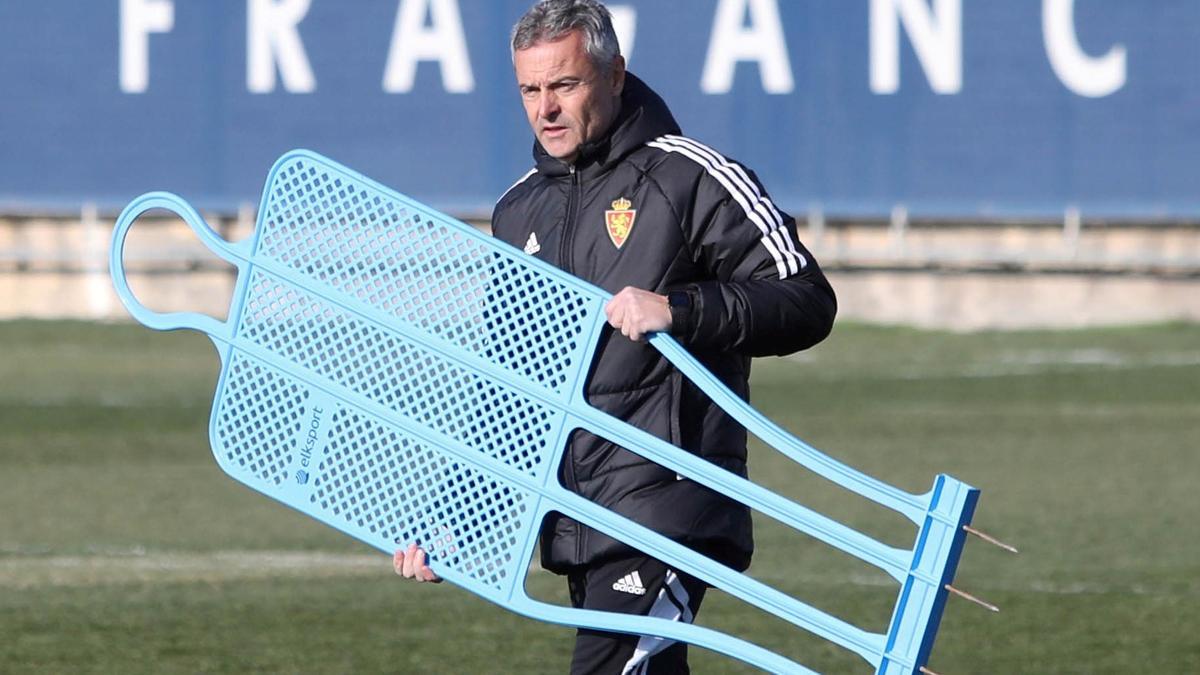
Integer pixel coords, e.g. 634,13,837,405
609,295,642,337
420,562,443,583
395,544,445,583
412,548,429,583
606,287,643,330
623,319,640,341
608,301,627,333
627,306,651,341
416,548,443,583
401,549,414,578
402,543,422,579
626,305,645,341
605,288,669,342
411,547,424,579
604,289,630,321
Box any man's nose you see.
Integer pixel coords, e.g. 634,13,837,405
538,90,560,119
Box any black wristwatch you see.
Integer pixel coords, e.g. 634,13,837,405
667,289,695,337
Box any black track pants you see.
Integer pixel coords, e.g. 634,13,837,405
567,555,708,675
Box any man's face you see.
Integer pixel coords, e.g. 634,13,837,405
514,30,625,163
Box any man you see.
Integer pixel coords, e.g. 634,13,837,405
397,1,836,672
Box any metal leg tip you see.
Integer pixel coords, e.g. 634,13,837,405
963,524,1019,554
945,583,1000,612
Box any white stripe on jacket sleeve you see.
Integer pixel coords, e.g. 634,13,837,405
648,135,807,277
662,135,807,274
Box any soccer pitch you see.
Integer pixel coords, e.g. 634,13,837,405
1,320,1197,673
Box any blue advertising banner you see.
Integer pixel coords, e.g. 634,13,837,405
1,0,1197,218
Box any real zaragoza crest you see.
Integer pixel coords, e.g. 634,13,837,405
605,197,636,249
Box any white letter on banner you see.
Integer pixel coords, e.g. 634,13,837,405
248,0,317,93
119,0,174,93
608,5,636,63
870,0,961,94
701,0,794,94
383,0,474,93
1043,0,1126,97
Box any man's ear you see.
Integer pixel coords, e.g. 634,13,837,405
610,55,626,95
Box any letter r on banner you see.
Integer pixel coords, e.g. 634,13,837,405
248,0,317,93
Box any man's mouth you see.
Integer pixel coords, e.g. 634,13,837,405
542,125,568,138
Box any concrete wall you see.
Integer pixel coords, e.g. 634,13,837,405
3,212,1198,331
833,270,1200,331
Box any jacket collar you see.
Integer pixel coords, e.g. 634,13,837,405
532,72,681,180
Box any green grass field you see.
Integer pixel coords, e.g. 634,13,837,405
1,320,1197,673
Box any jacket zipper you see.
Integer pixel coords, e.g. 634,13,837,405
559,164,585,563
558,164,580,275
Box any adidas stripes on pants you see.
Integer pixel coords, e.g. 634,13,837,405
567,555,708,675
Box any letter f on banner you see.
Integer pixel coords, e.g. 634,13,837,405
120,0,174,93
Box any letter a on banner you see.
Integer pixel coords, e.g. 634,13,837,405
701,0,794,94
383,0,474,93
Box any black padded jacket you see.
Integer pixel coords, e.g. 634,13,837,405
490,73,837,574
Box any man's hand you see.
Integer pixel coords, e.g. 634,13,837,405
604,287,670,342
393,543,443,583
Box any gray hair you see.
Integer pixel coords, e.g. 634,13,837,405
511,0,621,73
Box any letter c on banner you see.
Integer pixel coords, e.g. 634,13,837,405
1043,0,1126,98
608,5,637,63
